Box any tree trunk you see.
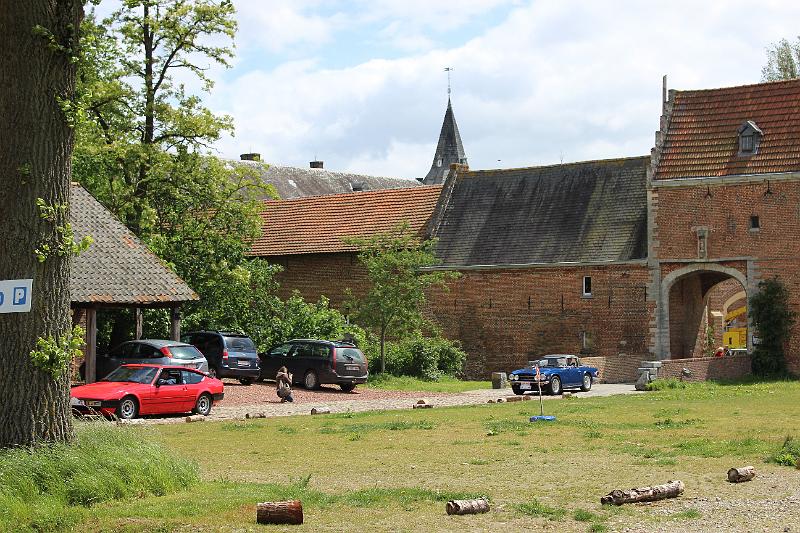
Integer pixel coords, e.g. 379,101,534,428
256,500,303,525
446,498,489,515
0,0,83,447
601,480,684,505
380,327,386,374
727,466,756,483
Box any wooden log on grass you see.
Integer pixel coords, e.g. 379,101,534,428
185,415,205,423
311,407,331,415
256,500,303,525
446,497,489,515
600,480,684,505
727,466,756,483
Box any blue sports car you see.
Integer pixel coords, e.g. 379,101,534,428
509,355,599,395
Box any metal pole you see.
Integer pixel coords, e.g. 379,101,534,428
536,366,544,417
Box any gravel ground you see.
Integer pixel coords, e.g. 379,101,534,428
135,382,640,424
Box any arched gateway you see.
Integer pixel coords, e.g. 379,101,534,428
652,263,752,360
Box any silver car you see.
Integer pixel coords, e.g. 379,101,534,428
81,339,209,380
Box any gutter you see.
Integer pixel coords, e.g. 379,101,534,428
421,259,648,272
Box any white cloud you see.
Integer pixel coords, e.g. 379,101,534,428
211,0,800,177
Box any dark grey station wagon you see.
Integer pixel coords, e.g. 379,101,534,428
258,339,368,391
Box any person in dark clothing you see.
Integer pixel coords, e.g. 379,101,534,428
276,366,293,403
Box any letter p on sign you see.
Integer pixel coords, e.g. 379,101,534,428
0,279,33,313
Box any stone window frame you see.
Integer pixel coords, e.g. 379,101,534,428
749,215,761,232
582,276,593,298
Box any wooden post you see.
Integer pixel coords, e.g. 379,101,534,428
85,307,97,384
170,306,181,341
135,307,143,340
256,500,303,525
601,480,684,505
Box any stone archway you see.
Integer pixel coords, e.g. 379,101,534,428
655,263,750,359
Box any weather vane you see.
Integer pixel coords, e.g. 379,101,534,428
444,67,454,97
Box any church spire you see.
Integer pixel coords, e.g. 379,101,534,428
422,97,467,185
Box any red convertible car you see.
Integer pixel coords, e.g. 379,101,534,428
71,364,224,419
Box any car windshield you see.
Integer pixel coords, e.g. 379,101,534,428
224,336,255,351
168,345,203,360
538,358,566,368
101,366,157,384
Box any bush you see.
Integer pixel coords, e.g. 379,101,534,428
645,378,689,391
0,424,198,531
770,435,800,467
367,335,466,380
750,278,796,377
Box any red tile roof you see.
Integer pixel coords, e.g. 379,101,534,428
251,186,443,256
655,78,800,179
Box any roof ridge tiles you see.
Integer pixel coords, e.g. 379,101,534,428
675,77,800,95
461,155,650,176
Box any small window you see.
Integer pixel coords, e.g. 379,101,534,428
581,331,594,353
750,215,760,230
582,276,592,297
436,158,443,167
740,134,754,153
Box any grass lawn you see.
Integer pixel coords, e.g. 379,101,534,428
19,379,800,532
364,373,491,393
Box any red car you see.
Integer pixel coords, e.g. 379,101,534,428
71,364,224,419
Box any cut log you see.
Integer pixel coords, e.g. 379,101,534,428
185,415,205,423
727,466,756,483
311,407,330,415
600,480,684,506
446,497,489,515
245,412,266,419
505,396,522,402
256,500,303,525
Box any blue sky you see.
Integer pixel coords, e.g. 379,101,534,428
97,1,800,179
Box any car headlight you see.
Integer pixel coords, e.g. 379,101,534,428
510,374,518,381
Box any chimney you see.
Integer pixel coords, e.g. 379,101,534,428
240,153,261,162
310,160,324,169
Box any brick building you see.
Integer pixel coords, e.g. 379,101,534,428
253,79,800,381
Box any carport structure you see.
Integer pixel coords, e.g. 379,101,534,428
69,183,198,383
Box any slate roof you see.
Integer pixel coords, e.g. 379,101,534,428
251,186,443,256
655,78,800,179
430,157,649,267
422,99,468,185
235,160,420,199
70,183,198,305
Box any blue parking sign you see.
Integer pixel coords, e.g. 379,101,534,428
0,279,33,313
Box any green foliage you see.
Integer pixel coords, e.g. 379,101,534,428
749,278,796,376
345,223,459,372
34,198,93,263
366,335,466,380
29,326,85,378
0,424,198,531
645,378,689,391
770,435,800,467
515,499,567,520
762,37,800,81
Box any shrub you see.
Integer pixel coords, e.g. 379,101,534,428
645,378,689,391
367,335,466,380
750,278,796,377
770,435,800,467
0,424,198,531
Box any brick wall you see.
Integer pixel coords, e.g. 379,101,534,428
580,355,643,383
426,264,650,380
268,252,368,309
657,354,752,382
651,179,800,373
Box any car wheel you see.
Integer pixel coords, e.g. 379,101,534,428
193,393,213,416
549,376,562,395
238,378,253,386
117,396,139,420
581,373,592,392
304,370,319,390
339,383,356,392
511,385,522,395
207,367,218,379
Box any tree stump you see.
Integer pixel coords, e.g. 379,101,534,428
256,500,303,525
727,466,756,483
446,497,489,515
600,480,684,505
311,407,330,415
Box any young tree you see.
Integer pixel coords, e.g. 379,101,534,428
346,224,457,373
749,277,796,376
0,1,84,447
762,37,800,82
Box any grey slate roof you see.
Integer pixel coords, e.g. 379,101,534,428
429,156,649,267
422,98,468,185
70,183,198,305
235,160,420,199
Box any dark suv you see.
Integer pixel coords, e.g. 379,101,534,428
182,331,260,385
258,339,368,391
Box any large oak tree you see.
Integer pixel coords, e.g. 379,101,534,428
0,1,84,447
